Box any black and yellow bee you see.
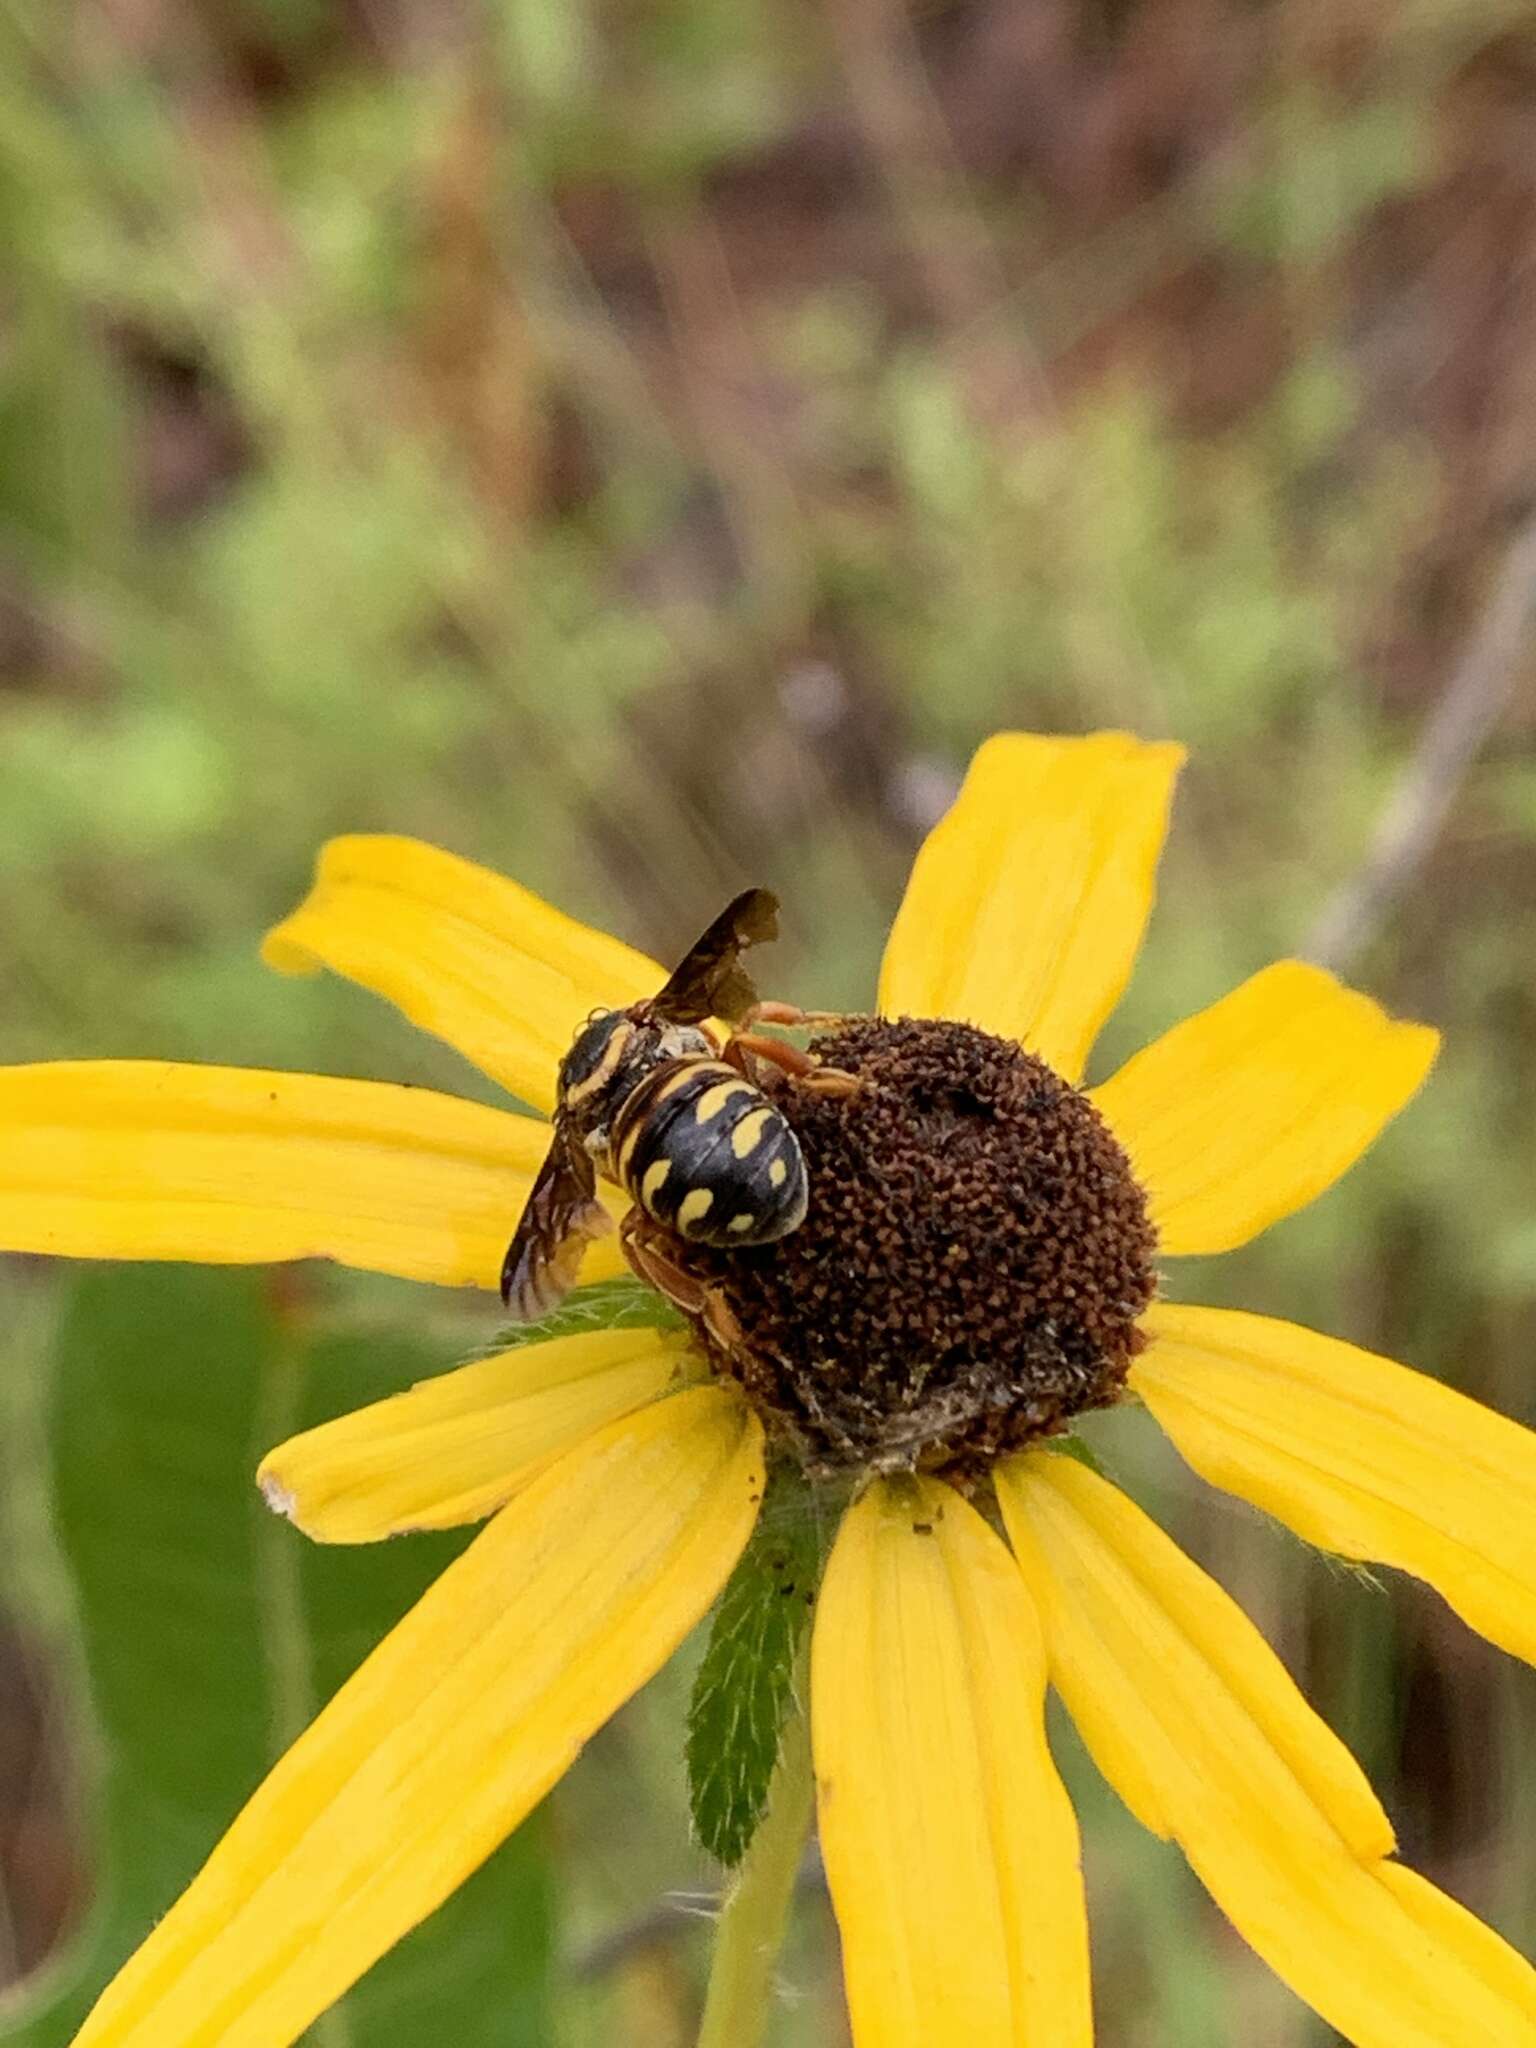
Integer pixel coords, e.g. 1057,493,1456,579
500,889,810,1322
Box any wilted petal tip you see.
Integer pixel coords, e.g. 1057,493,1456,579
259,1473,298,1521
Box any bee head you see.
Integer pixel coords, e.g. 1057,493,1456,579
557,1009,632,1112
556,1006,716,1153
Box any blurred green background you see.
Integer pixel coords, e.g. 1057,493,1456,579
2,1,1535,2041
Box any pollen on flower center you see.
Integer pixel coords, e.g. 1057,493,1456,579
679,1016,1158,1477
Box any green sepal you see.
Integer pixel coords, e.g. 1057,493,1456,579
686,1461,837,1868
488,1274,682,1353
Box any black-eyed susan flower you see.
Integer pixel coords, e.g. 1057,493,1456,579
3,730,1535,2048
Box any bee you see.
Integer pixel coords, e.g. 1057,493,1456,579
500,888,814,1324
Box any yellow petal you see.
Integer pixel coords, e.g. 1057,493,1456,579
999,1454,1536,2047
1135,1302,1536,1668
263,836,661,1113
813,1476,1092,2048
0,1060,625,1292
878,731,1183,1081
1376,1863,1536,2017
998,1452,1391,1857
74,1386,764,2048
259,1325,700,1541
1090,961,1438,1255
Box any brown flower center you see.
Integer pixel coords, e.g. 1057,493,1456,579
681,1016,1157,1477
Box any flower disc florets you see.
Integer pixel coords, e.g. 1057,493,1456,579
682,1017,1158,1477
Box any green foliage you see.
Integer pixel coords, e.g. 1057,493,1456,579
686,1462,833,1869
1220,88,1424,263
0,1267,554,2048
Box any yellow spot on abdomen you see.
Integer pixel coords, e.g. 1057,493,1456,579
695,1078,753,1124
614,1115,646,1181
768,1156,789,1188
677,1187,715,1229
730,1107,772,1159
728,1212,757,1233
640,1157,670,1204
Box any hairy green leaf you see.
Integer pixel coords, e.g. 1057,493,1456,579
686,1462,836,1868
489,1272,681,1353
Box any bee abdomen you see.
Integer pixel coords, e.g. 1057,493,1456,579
612,1059,808,1247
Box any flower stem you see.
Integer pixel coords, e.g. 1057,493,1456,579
695,1697,816,2048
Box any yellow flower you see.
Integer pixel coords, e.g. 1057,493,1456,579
4,729,1535,2048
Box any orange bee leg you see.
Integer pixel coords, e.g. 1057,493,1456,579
619,1211,748,1356
741,1001,848,1031
793,1065,863,1098
728,1003,861,1093
722,1030,819,1079
620,1209,704,1310
700,1286,748,1358
724,1032,863,1098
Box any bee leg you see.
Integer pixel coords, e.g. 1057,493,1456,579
794,1065,863,1098
722,1030,817,1079
742,1001,848,1030
620,1212,747,1356
620,1209,699,1309
724,1029,864,1097
699,1284,748,1358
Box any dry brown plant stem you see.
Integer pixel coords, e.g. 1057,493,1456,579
1304,518,1536,972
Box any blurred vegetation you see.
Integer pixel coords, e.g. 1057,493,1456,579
2,0,1536,2042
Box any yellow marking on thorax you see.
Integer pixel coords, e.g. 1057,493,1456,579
768,1155,789,1188
677,1187,715,1229
694,1077,755,1125
562,1018,633,1107
730,1107,773,1159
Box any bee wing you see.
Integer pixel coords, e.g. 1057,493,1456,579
500,1124,615,1321
651,886,780,1027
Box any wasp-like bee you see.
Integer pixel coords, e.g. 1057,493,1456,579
500,888,811,1323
